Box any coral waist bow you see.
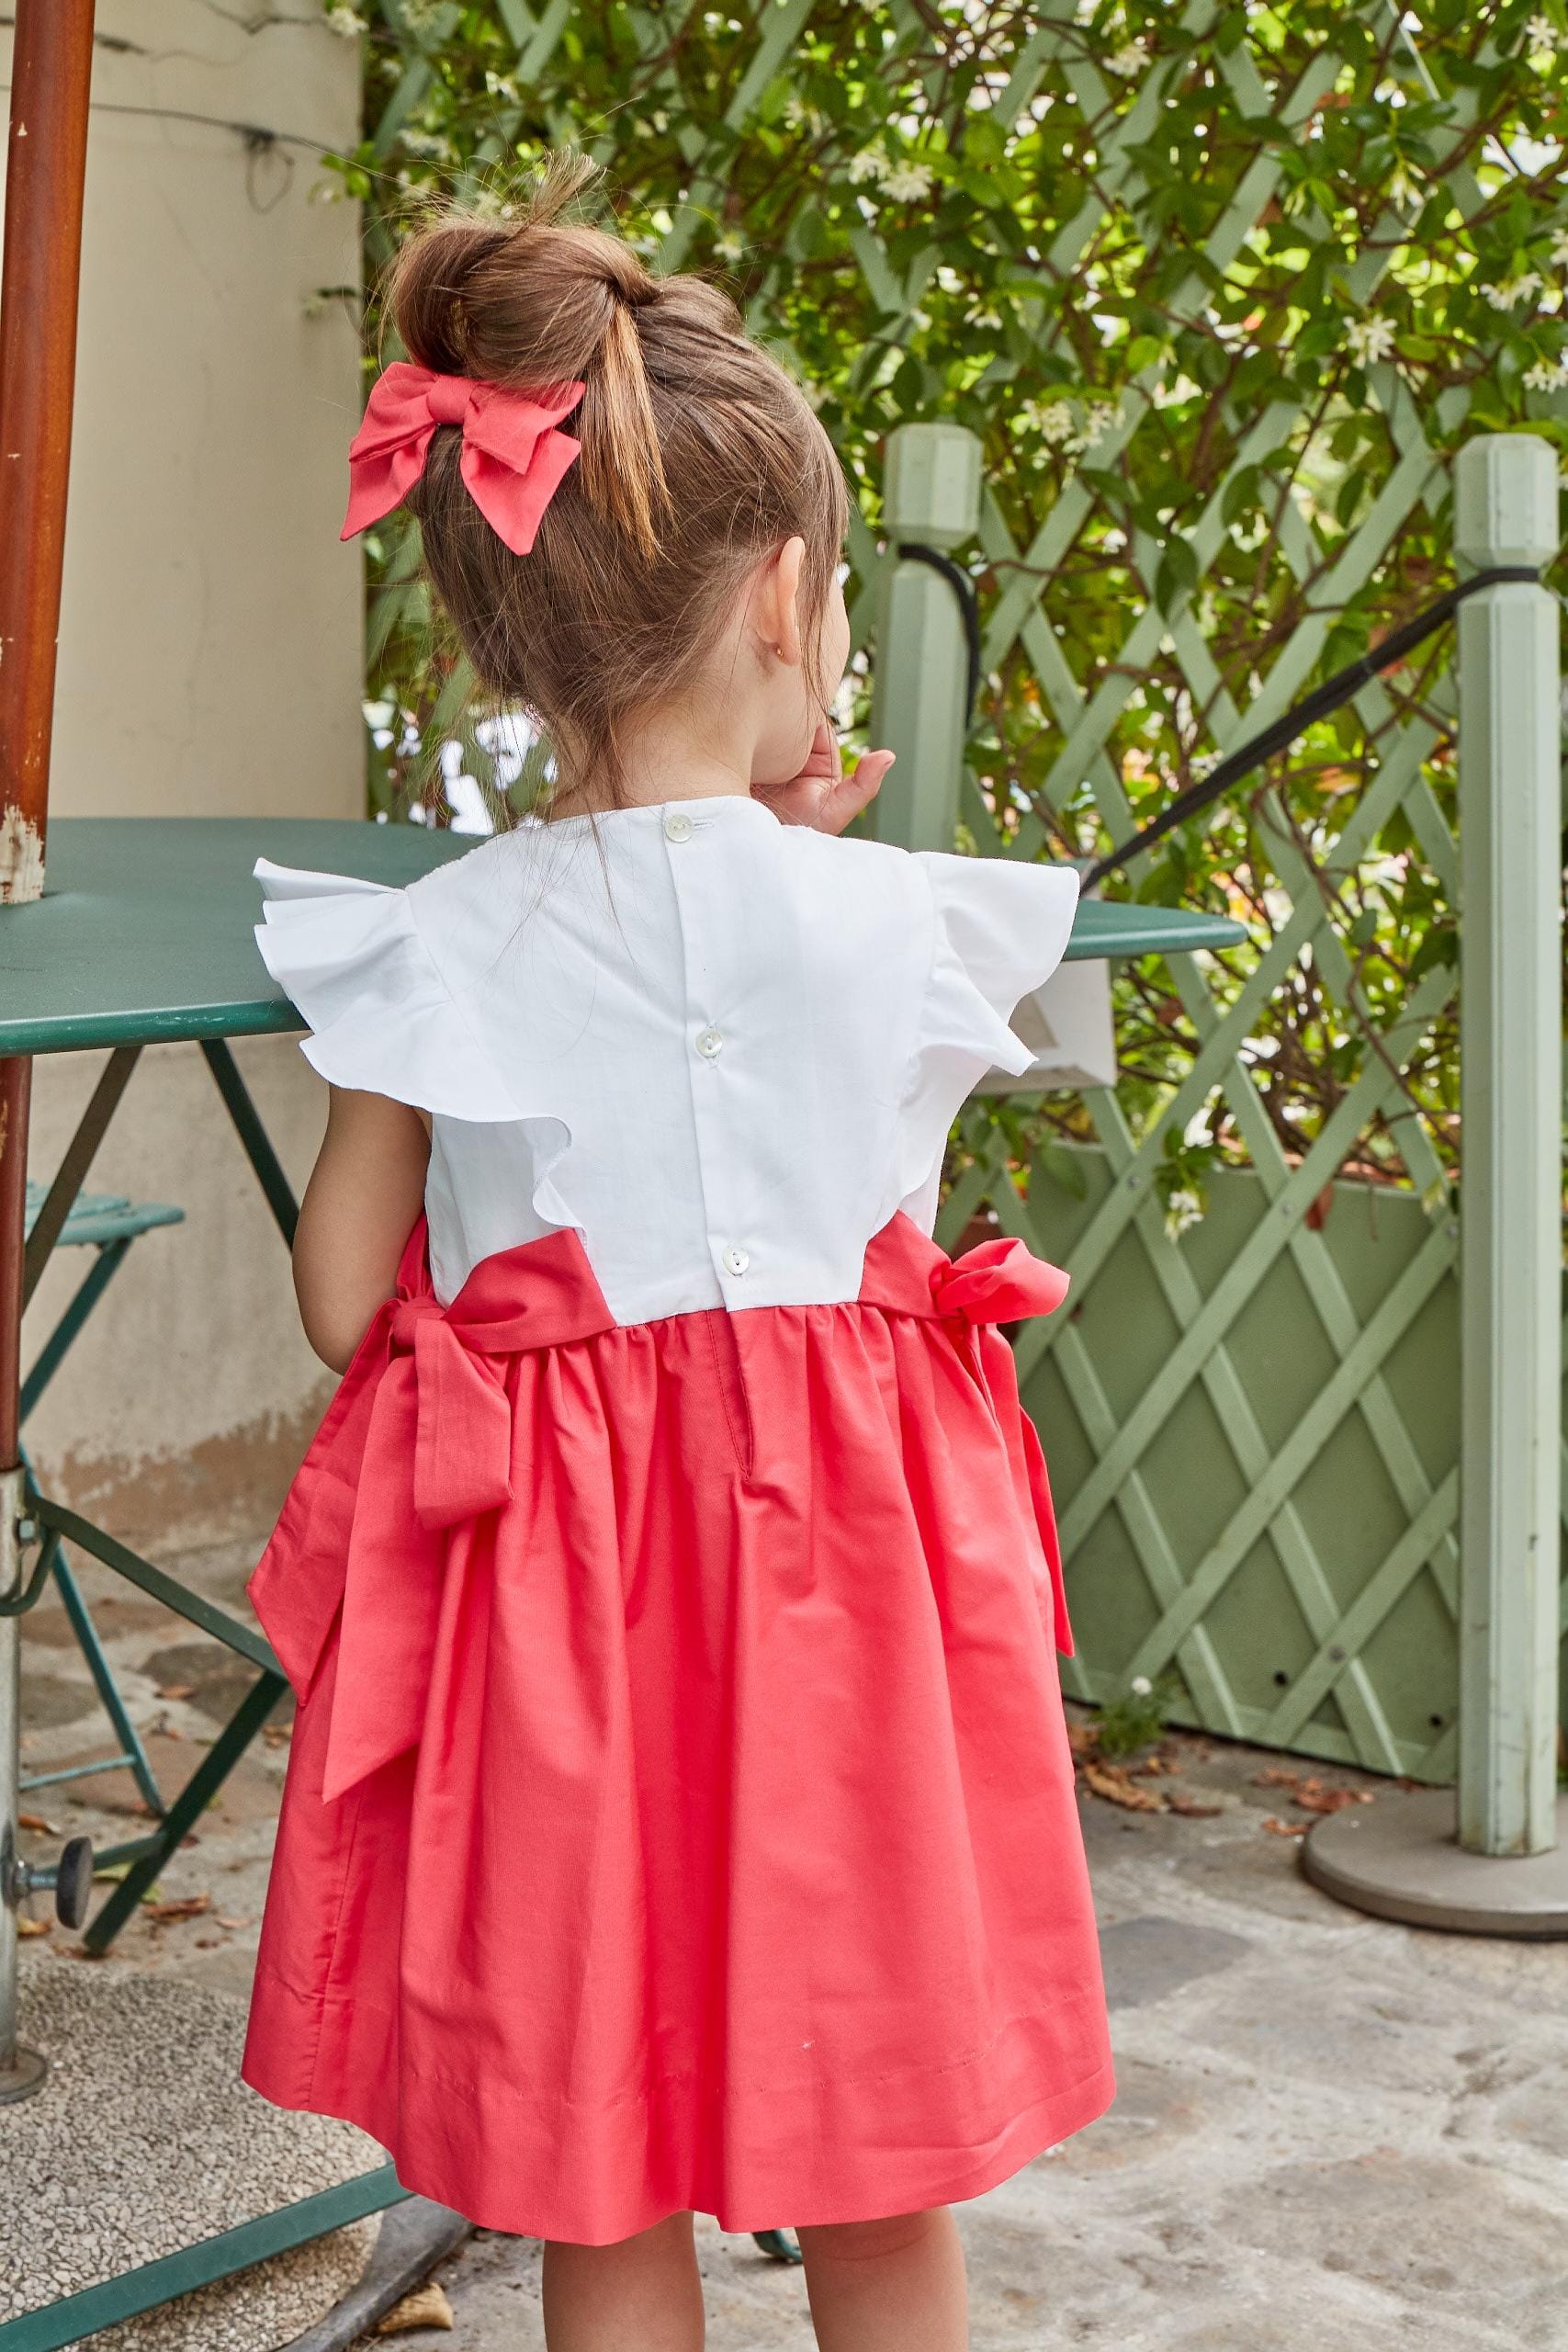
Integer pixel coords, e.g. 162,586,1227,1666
248,1215,1072,1804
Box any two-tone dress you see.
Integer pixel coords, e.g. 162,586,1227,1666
241,793,1113,2244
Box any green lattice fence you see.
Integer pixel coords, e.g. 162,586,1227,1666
348,2,1568,1778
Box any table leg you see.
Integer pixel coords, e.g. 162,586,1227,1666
20,1046,140,1311
12,1041,301,1960
0,1055,46,2098
200,1039,299,1246
83,1665,288,1953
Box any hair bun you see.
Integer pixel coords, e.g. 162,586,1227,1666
382,147,849,811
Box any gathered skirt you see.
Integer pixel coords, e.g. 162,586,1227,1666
241,1211,1112,2243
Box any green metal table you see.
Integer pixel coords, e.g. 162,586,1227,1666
0,817,1242,1062
0,816,1240,2348
3,816,1239,1916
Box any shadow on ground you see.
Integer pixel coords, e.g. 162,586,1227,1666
17,1539,1568,2350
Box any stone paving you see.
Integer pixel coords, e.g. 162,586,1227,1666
14,1542,1568,2350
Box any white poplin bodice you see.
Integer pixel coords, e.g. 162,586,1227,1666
254,797,1078,1321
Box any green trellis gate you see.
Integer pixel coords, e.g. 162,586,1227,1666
880,421,1564,1819
361,5,1567,1807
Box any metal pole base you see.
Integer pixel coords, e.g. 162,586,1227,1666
1302,1786,1568,1938
0,2042,48,2102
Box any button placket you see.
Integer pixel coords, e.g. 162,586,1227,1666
659,797,773,1303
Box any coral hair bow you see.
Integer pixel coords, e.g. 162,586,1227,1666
341,361,585,556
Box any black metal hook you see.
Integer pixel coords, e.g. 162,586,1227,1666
1085,565,1544,888
896,542,983,728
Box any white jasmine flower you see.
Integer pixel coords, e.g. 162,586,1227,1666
1524,356,1568,390
324,3,367,32
1346,315,1396,365
1031,399,1077,446
1106,40,1149,76
1526,13,1562,54
1082,399,1124,446
399,0,446,31
713,232,746,266
880,159,936,201
847,146,886,185
1163,1186,1203,1240
1480,273,1542,311
1386,163,1422,211
1130,1674,1154,1697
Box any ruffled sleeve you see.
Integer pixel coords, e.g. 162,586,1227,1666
254,858,518,1122
894,852,1081,1226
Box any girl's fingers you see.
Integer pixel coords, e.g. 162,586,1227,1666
846,749,895,807
820,750,895,834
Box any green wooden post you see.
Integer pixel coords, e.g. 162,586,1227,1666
869,423,982,853
1455,435,1562,1860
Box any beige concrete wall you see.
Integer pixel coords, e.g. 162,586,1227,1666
24,0,367,820
22,1042,334,1555
15,4,364,1552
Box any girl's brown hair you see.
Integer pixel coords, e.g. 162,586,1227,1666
389,154,850,807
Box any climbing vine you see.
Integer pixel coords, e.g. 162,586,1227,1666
322,0,1568,1200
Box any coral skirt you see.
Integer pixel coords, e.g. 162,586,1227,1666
242,1213,1113,2243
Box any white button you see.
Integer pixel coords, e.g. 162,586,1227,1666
696,1025,724,1060
663,809,694,842
722,1245,750,1277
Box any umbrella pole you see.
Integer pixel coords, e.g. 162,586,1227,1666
0,0,97,2100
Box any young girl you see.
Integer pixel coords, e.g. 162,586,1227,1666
243,154,1111,2350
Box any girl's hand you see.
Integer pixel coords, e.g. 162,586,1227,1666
753,721,895,835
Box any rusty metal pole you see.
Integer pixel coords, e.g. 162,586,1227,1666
0,0,96,907
0,0,96,2100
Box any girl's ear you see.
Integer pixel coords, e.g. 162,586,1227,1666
757,536,807,665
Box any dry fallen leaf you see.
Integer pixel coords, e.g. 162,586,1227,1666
17,1915,51,1939
1261,1815,1308,1838
377,2281,455,2335
1253,1766,1303,1790
1167,1793,1224,1818
143,1893,211,1925
1081,1759,1168,1813
17,1811,59,1835
155,1683,196,1702
1292,1779,1372,1817
216,1914,253,1931
262,1723,293,1747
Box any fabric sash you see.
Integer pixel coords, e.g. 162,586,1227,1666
248,1214,1072,1804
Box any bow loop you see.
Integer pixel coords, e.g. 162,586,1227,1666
386,1300,514,1531
931,1236,1070,1326
424,375,472,426
341,362,585,556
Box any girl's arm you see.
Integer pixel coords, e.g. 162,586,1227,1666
292,1087,431,1373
